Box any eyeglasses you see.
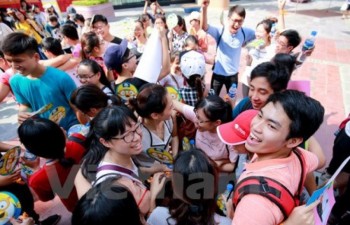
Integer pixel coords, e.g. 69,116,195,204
111,122,142,143
76,73,97,81
123,53,136,63
194,109,211,124
228,17,244,25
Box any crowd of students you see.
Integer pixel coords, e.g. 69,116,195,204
0,0,349,224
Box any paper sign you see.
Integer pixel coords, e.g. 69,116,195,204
307,156,350,225
166,86,182,101
133,30,162,83
146,148,173,165
30,103,53,117
167,13,178,30
0,191,22,225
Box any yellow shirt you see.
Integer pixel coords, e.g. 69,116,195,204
15,21,42,44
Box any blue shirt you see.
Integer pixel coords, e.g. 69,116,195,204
207,25,255,76
10,66,78,130
232,97,253,119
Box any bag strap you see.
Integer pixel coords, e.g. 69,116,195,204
97,164,139,180
212,28,225,70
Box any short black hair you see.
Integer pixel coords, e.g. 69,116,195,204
228,5,246,18
280,29,301,49
91,14,108,26
251,62,290,92
49,15,58,23
61,24,79,41
266,90,324,141
73,14,85,23
1,32,38,56
42,37,64,56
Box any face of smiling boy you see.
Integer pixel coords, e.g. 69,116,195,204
245,101,301,161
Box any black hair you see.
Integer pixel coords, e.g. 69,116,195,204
48,15,58,23
91,14,108,26
195,95,232,123
129,83,168,118
78,59,113,92
81,106,137,181
280,29,301,49
169,149,218,225
228,5,246,18
80,31,100,59
140,13,154,24
185,35,199,47
186,75,204,102
154,13,168,29
42,37,64,56
250,62,290,93
70,84,121,114
18,118,74,167
256,19,274,45
176,15,187,33
1,32,38,56
271,53,297,79
73,14,85,24
61,24,79,41
266,90,324,141
72,177,142,225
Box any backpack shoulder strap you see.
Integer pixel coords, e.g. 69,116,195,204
335,114,350,136
241,28,246,46
216,27,225,51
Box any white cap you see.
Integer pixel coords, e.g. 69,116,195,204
189,11,200,22
180,50,206,79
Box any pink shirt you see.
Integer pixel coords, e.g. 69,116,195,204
183,105,237,162
232,148,318,225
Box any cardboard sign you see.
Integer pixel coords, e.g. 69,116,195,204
0,147,21,176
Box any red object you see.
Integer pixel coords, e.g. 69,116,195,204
0,0,43,10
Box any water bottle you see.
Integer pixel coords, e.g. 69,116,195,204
228,83,237,100
217,183,234,216
270,23,277,38
182,137,191,151
189,139,196,150
299,31,317,62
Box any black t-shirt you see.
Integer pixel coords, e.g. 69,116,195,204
111,36,123,45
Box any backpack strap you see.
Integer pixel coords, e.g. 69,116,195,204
241,28,246,46
68,133,87,149
212,27,225,70
233,149,306,220
334,114,350,136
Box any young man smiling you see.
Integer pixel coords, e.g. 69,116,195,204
232,90,325,225
201,0,255,95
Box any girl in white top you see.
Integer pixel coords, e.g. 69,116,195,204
78,106,165,217
173,95,237,172
129,84,179,175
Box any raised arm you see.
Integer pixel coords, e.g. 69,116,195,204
277,0,286,33
200,0,210,31
143,0,148,14
158,27,171,81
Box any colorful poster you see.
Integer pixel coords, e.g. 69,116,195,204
0,147,21,176
307,156,350,225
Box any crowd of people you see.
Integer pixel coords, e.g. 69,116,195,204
0,0,349,225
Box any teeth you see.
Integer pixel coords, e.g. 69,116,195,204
250,133,261,142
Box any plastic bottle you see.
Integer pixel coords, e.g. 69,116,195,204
228,83,237,100
189,139,195,150
299,31,317,62
217,183,234,216
182,137,191,151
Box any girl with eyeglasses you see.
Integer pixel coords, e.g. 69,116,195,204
76,59,114,96
173,95,237,172
129,84,178,175
77,105,166,217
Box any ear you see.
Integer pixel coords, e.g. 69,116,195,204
34,52,40,61
99,137,112,148
214,119,222,127
286,137,303,149
150,112,160,120
287,46,294,53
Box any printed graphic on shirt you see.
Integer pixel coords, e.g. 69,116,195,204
116,82,138,102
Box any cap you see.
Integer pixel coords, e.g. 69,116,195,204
104,39,128,71
189,11,200,22
217,109,259,145
180,50,206,79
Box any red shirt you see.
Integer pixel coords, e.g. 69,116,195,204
29,134,86,212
